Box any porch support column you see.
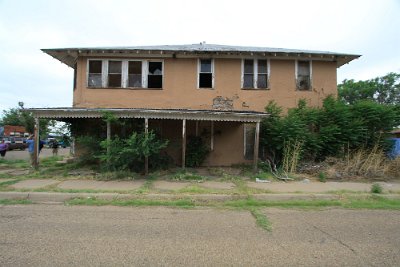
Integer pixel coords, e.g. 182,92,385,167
253,121,260,172
144,118,149,175
182,119,186,169
33,118,39,169
106,120,111,155
210,121,214,151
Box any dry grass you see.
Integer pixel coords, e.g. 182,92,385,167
282,139,303,174
326,145,399,180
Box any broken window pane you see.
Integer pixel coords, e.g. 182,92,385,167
148,62,162,75
128,74,142,87
199,73,212,88
88,74,102,87
148,62,163,88
128,61,142,87
200,59,212,73
257,74,268,88
243,74,253,88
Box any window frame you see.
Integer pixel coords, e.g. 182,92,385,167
197,58,215,89
87,59,104,88
241,59,270,90
147,60,164,89
86,59,164,89
126,60,144,88
295,60,312,91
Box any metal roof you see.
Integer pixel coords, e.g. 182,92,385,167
26,107,269,123
42,43,360,68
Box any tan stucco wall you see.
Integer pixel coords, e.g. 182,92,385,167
149,120,250,167
73,57,337,111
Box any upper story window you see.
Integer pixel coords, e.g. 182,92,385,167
87,59,163,89
148,62,163,88
296,60,312,90
88,60,103,87
128,61,142,87
108,61,122,87
242,59,269,89
198,59,214,88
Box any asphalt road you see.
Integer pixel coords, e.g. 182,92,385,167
1,205,399,266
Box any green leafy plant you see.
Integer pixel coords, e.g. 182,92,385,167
99,131,168,172
371,183,383,194
185,136,209,167
318,172,326,183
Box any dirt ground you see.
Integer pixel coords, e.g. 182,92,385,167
2,148,70,161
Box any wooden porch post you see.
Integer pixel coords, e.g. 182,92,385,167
210,121,214,151
182,119,186,169
33,118,39,169
144,118,149,175
253,121,260,172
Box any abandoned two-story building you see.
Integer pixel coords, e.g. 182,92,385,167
28,43,359,170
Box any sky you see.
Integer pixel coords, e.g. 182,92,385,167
0,0,399,112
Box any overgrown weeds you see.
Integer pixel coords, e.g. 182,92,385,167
327,145,399,179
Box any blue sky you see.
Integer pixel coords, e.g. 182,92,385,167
0,0,399,111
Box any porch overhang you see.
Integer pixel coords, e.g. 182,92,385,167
26,107,269,122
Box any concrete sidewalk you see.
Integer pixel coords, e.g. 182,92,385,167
1,178,400,203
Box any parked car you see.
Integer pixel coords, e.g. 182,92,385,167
2,136,28,150
2,137,28,151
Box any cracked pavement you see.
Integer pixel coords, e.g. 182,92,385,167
1,205,399,266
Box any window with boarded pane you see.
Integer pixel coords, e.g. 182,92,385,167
199,59,213,88
128,61,142,87
108,61,122,87
243,59,254,88
257,60,268,88
88,60,102,87
297,61,311,90
148,62,163,88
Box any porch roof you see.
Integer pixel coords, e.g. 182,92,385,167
26,107,269,123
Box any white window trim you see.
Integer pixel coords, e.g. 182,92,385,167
295,60,312,90
197,58,215,89
241,59,270,89
86,59,163,89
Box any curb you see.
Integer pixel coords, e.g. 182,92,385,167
1,191,399,204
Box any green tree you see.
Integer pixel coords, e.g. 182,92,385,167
338,72,400,105
0,102,51,137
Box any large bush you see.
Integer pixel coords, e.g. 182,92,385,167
260,96,399,167
99,131,169,172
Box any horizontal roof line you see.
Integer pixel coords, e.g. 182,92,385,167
26,107,269,122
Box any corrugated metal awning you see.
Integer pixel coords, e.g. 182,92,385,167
26,107,269,123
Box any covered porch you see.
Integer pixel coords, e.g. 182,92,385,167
28,108,269,174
